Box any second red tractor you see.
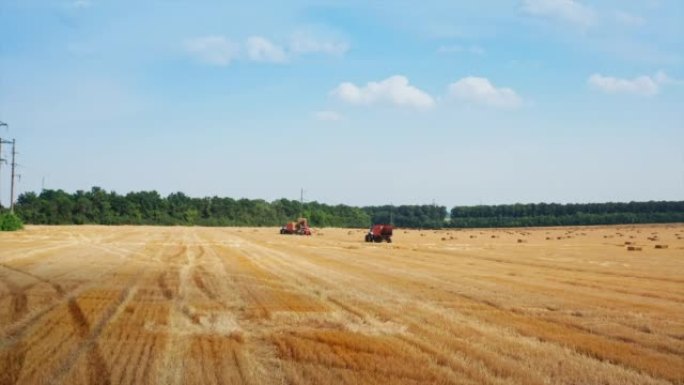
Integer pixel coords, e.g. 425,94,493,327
365,224,393,243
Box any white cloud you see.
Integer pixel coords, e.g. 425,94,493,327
614,11,645,27
313,110,343,121
184,33,347,66
448,77,522,109
183,36,239,66
331,76,435,109
522,0,596,26
71,0,92,9
588,71,670,96
290,34,349,56
246,36,287,63
437,45,485,55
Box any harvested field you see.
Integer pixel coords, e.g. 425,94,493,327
1,224,683,385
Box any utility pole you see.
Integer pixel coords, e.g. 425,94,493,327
389,203,394,226
300,188,304,204
10,139,16,213
0,121,7,208
0,123,10,209
0,138,4,208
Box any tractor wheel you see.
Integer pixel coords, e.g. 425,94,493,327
385,236,392,243
365,234,372,242
373,236,382,243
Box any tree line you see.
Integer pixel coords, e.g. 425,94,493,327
13,187,371,227
9,187,684,228
449,201,684,228
363,205,447,229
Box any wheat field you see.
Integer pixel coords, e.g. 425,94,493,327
0,224,682,385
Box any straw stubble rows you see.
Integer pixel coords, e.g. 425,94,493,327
0,225,682,385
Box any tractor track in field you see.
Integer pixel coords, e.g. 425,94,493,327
51,283,139,385
0,237,173,385
1,225,682,385
230,233,680,384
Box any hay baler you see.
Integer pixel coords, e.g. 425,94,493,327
280,218,312,235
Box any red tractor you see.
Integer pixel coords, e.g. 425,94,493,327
365,224,393,243
280,218,312,236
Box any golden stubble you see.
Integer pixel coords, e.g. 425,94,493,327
0,224,682,385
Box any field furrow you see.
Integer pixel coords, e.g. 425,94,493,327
0,225,682,384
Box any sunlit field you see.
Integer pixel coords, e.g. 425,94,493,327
1,224,683,385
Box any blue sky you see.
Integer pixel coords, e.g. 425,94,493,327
0,0,682,207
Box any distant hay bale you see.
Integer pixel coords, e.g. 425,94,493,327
517,239,526,243
546,237,552,240
470,235,477,239
228,331,245,343
441,237,447,241
624,241,633,245
654,244,669,249
627,246,642,251
449,236,455,240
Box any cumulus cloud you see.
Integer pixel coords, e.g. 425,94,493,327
448,77,522,108
614,11,645,27
183,36,239,66
71,0,92,9
290,34,349,56
185,34,347,66
588,71,670,96
246,36,287,63
313,110,343,121
522,0,596,26
331,76,435,109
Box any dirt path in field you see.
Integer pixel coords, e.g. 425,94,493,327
0,225,682,385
